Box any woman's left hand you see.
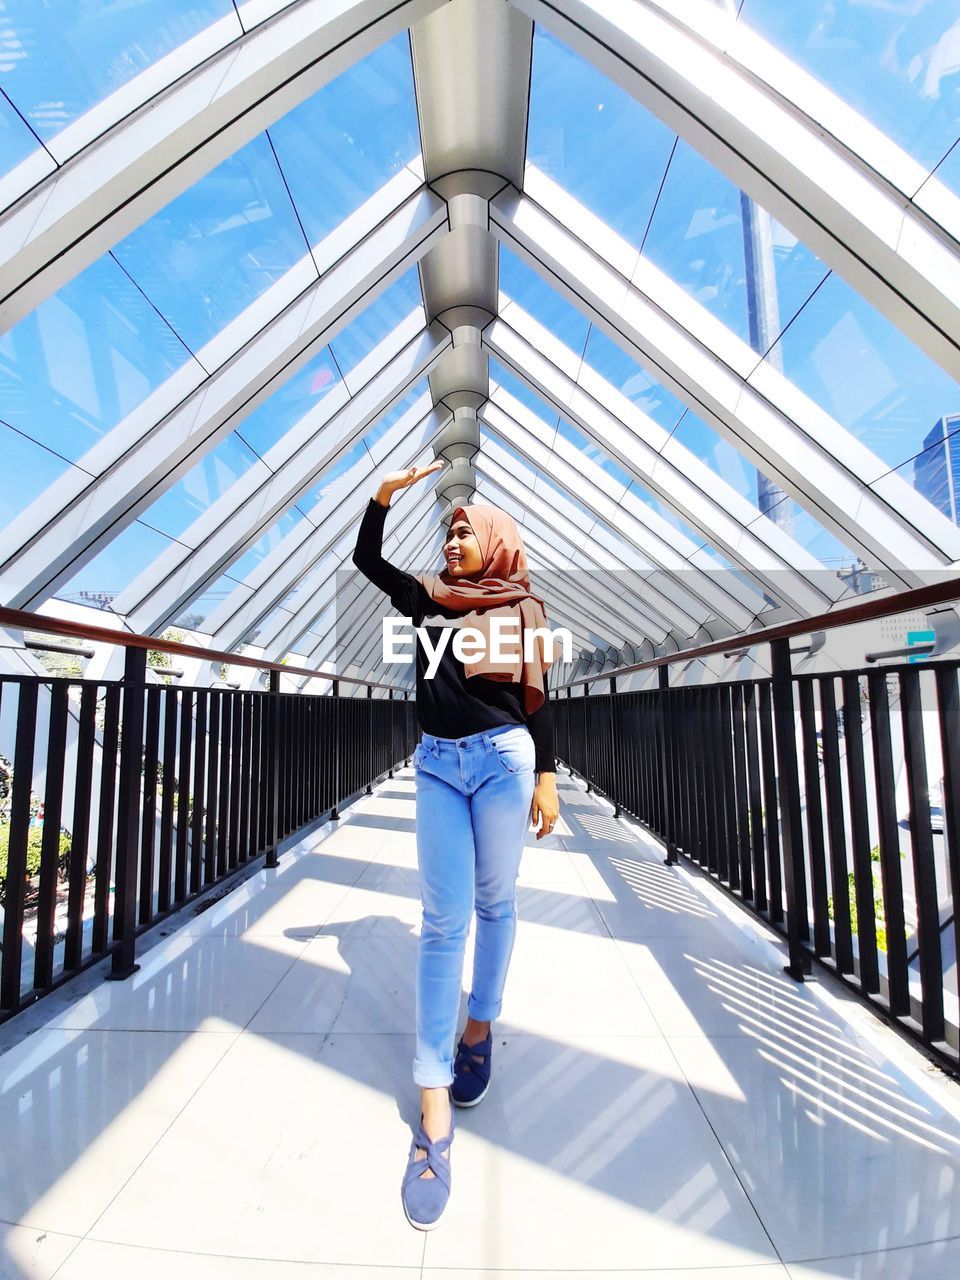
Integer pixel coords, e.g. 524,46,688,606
531,772,559,839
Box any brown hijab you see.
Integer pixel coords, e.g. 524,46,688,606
414,503,553,714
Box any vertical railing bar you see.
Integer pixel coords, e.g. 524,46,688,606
92,684,120,956
138,686,160,927
842,672,880,995
33,680,70,992
158,686,178,914
866,670,910,1016
174,688,193,906
109,647,146,981
900,667,946,1043
216,692,232,878
819,677,854,975
0,681,38,1012
770,639,811,979
798,678,830,956
64,682,97,972
935,666,960,1036
190,690,207,896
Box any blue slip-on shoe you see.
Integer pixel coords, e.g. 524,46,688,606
401,1095,455,1230
451,1030,492,1107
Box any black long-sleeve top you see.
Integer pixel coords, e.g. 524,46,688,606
352,496,556,773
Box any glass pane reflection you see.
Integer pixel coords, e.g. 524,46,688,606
770,272,960,473
328,268,423,377
141,433,262,540
0,255,191,462
0,1,236,143
55,520,179,604
0,89,40,181
112,134,307,353
740,0,960,188
270,34,420,247
0,420,72,524
526,28,674,248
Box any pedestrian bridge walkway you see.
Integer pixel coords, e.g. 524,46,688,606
2,767,960,1280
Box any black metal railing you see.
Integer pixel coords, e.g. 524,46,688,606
553,580,960,1073
0,609,415,1024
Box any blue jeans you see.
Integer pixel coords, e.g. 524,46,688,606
412,723,537,1087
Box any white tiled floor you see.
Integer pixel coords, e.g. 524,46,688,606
2,766,960,1279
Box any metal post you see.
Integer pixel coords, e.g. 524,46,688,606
609,675,620,818
659,664,679,865
388,689,395,779
264,669,281,868
331,678,340,820
770,639,812,980
365,684,374,795
109,646,146,980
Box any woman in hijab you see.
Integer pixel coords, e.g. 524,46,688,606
352,458,560,1230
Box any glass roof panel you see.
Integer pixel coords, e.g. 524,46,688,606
55,520,180,605
240,603,294,647
642,139,830,347
526,28,675,246
669,410,780,505
769,272,960,474
642,138,748,342
269,34,420,246
0,0,236,144
898,412,960,525
327,267,422,376
627,482,707,551
297,446,367,514
228,508,305,581
0,255,192,462
0,89,40,180
761,493,857,571
555,417,631,490
140,433,263,540
926,140,960,196
499,247,590,354
1,420,73,524
739,0,960,190
361,377,431,449
580,327,686,431
236,346,342,457
175,573,250,632
111,133,307,353
488,358,559,428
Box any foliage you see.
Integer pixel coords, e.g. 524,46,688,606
827,844,906,955
0,823,72,906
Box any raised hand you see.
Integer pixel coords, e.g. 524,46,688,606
375,458,447,506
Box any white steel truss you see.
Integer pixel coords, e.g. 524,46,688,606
513,0,960,382
2,177,447,611
0,0,447,330
120,323,449,634
491,176,960,590
485,302,842,617
202,394,449,650
476,403,761,632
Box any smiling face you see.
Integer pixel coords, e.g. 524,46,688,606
443,515,484,577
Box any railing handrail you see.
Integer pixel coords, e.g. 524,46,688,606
0,606,409,694
556,575,960,690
